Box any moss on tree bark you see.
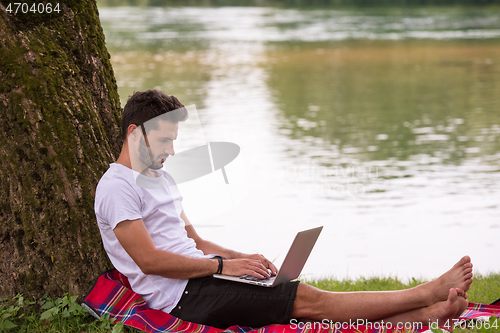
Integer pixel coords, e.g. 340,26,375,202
0,0,122,298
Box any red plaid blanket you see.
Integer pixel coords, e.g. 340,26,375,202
82,269,500,333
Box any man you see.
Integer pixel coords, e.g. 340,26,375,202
95,89,473,329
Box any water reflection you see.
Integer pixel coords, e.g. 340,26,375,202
98,6,500,279
265,40,500,165
110,51,212,108
100,7,210,53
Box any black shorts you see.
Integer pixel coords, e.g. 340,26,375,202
169,276,300,329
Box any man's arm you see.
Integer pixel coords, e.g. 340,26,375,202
181,211,278,276
113,217,275,279
113,218,219,279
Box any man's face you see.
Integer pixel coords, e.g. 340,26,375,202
133,119,178,171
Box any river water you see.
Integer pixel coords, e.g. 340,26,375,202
98,5,500,281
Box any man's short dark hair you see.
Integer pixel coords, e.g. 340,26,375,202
122,90,188,140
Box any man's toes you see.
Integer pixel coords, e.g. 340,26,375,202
460,256,471,266
448,288,458,302
455,288,466,298
454,256,469,270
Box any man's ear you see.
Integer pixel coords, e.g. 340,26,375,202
127,124,139,141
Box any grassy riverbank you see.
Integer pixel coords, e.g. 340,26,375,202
1,273,499,332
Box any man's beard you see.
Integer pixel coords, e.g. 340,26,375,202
138,139,166,170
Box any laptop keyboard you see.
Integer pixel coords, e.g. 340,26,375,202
241,275,276,284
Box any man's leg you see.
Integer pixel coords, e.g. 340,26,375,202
292,256,473,322
379,288,468,326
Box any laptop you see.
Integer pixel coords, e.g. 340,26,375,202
213,226,323,287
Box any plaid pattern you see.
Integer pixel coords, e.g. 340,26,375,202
82,269,500,333
459,302,500,320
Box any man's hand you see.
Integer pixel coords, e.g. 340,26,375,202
222,254,278,279
241,253,279,276
183,212,278,279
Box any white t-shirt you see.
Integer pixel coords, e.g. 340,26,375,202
94,163,209,312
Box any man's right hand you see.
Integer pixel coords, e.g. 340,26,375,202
222,258,273,279
114,218,276,280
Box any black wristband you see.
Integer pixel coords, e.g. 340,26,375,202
215,256,223,274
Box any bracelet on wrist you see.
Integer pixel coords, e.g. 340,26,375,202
215,256,223,274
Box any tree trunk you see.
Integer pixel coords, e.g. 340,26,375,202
0,0,122,298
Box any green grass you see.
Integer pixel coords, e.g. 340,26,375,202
0,293,127,333
306,273,500,305
1,274,498,332
306,273,500,333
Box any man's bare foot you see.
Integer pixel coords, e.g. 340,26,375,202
423,256,473,304
426,288,468,327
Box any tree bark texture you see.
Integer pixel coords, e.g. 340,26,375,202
0,0,122,298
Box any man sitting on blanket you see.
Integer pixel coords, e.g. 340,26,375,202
95,89,474,329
